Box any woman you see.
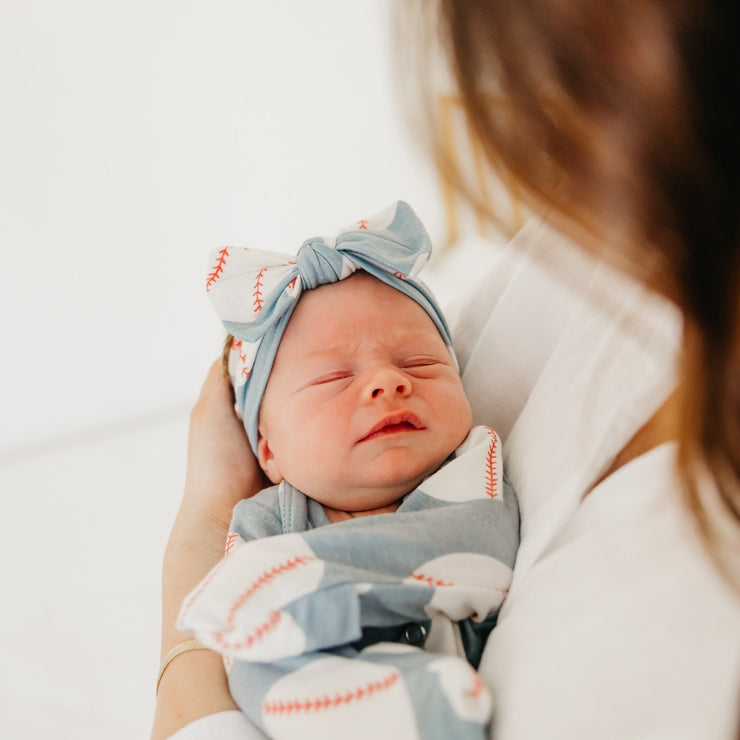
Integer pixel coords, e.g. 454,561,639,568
152,2,740,738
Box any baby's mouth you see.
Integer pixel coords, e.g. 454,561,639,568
360,412,425,442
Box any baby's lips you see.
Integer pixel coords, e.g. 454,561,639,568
359,410,425,442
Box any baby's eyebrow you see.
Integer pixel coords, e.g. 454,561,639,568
288,347,357,384
301,342,357,362
294,326,446,370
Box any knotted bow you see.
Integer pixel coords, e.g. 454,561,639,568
206,201,453,453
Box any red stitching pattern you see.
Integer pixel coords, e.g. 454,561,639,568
357,219,368,230
253,268,267,312
410,572,454,587
231,341,250,379
469,672,485,699
226,555,315,629
484,427,498,498
263,671,399,716
213,610,282,650
288,277,297,290
393,271,408,279
225,532,239,557
206,248,229,292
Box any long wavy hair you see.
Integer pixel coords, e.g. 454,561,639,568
398,0,739,566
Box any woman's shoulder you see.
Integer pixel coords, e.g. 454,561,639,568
455,218,683,568
482,442,740,740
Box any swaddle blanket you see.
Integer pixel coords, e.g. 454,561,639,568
178,426,519,740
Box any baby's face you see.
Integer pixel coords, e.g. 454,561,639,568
257,273,472,511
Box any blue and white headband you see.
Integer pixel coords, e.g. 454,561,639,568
206,201,453,454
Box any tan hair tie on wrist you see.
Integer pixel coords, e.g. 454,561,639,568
156,638,210,695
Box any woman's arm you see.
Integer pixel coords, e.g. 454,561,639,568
151,361,267,740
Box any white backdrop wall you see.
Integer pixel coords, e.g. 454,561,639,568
0,4,460,738
0,0,444,454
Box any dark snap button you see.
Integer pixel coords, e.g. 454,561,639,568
402,623,428,646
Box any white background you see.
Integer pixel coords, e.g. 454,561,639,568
0,0,447,454
0,2,499,737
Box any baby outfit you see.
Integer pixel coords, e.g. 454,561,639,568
179,425,519,740
184,202,520,738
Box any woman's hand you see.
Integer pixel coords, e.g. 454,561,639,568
151,360,267,739
182,359,266,530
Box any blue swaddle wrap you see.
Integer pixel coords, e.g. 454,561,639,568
206,201,453,453
178,425,519,740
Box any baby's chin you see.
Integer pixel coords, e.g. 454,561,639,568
307,468,441,513
295,447,453,512
322,500,402,522
309,484,407,514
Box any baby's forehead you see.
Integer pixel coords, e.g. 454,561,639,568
288,273,439,338
295,271,422,312
271,290,445,378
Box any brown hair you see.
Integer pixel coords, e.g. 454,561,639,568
400,1,739,556
221,333,234,378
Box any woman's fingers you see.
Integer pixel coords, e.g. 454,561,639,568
194,359,234,410
183,360,265,528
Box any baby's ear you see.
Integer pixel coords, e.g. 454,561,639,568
257,427,284,485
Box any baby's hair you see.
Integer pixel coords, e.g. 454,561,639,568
221,333,234,378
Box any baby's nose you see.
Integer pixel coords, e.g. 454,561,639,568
367,367,412,399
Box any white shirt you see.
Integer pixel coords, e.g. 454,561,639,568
454,219,740,739
171,218,740,739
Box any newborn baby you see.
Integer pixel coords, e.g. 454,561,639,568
179,202,519,740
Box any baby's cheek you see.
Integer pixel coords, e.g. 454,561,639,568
311,438,340,471
297,422,339,477
436,398,473,451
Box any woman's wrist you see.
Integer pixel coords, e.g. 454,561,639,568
160,503,230,654
151,647,239,740
152,507,238,740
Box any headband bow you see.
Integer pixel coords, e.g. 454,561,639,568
206,201,453,453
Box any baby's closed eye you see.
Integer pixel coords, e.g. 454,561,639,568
304,370,354,388
400,356,450,375
403,357,440,367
